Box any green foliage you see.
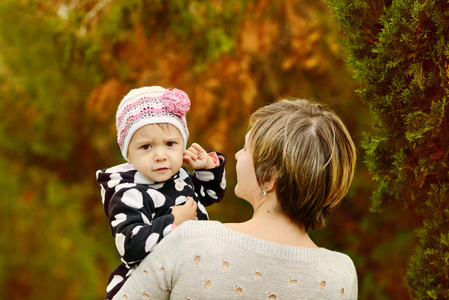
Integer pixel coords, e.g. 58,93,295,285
0,0,102,164
406,184,449,299
93,0,249,71
163,0,245,61
0,159,115,299
0,0,114,299
326,0,449,298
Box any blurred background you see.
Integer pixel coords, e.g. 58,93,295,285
0,0,420,299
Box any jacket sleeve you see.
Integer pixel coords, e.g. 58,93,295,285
190,152,226,206
108,186,175,267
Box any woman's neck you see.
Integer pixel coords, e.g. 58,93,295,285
225,196,318,248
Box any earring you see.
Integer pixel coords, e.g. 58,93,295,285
262,190,267,196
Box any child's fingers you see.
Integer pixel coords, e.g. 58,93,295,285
186,197,198,210
186,196,195,205
190,143,205,153
183,156,193,167
183,150,198,161
186,143,205,159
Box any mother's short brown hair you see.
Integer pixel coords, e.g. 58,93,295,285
248,99,357,231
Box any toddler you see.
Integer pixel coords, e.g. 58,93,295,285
96,86,226,300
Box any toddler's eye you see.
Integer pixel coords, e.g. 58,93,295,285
167,141,176,147
141,144,151,150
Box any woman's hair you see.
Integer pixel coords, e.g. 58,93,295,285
248,99,357,231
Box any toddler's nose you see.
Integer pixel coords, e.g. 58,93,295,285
154,148,167,161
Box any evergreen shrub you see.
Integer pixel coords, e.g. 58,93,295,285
325,0,449,298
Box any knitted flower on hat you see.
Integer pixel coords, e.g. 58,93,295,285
116,86,190,161
162,89,190,117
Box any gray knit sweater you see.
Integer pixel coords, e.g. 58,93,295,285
113,220,358,299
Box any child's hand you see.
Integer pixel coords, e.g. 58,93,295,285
183,143,215,170
171,197,198,226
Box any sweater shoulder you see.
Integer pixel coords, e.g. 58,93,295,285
175,221,355,269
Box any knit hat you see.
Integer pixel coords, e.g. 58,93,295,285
116,86,190,161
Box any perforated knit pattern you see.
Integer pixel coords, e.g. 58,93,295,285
113,221,358,300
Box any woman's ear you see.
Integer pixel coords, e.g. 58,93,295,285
264,175,277,193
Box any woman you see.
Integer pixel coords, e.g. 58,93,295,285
112,99,358,299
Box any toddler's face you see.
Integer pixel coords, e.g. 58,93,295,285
127,124,184,182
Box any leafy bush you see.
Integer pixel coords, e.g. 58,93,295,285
325,0,449,298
